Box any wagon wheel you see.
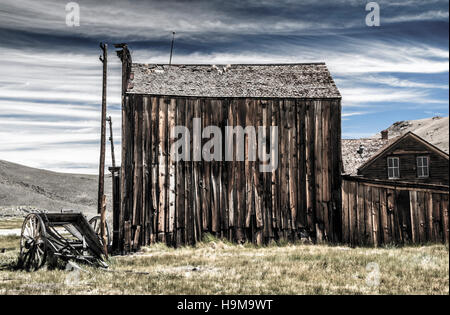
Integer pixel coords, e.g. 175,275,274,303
89,215,111,246
19,214,47,271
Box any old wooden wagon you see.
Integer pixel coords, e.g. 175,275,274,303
112,45,343,252
18,212,108,271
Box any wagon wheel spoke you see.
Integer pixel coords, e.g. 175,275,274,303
89,215,111,246
20,214,47,271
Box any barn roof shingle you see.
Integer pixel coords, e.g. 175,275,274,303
128,63,341,98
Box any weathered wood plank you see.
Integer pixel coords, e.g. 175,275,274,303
379,188,389,244
425,192,433,242
387,189,396,243
305,100,315,237
417,191,427,243
322,100,330,239
245,99,254,230
201,99,211,233
297,100,307,231
432,193,442,242
270,100,279,232
254,99,263,244
175,98,186,246
150,97,159,243
347,181,355,245
157,97,168,242
314,100,323,241
193,99,202,242
236,99,246,242
409,190,418,243
287,99,297,233
357,182,365,245
210,99,220,234
341,179,349,244
364,185,373,245
168,99,176,242
441,194,449,243
142,96,151,245
372,187,380,247
226,100,236,230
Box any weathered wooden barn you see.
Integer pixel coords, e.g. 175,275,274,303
357,132,449,185
112,46,343,252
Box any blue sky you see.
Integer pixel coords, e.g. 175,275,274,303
0,0,448,173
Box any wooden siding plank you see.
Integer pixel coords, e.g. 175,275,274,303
287,99,297,233
387,189,396,243
185,98,195,244
409,190,418,243
432,193,442,242
357,183,365,245
364,185,373,245
236,99,246,242
270,100,279,233
379,188,389,244
341,179,349,244
425,192,433,242
314,100,323,241
157,97,168,242
175,98,186,246
142,96,151,245
441,194,449,243
372,187,380,247
150,97,159,244
167,99,176,243
305,100,315,237
322,100,330,240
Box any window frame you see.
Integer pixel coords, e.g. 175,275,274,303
387,156,400,179
416,155,429,178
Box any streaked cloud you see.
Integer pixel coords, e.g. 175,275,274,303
0,0,448,173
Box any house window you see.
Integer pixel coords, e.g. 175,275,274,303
387,157,400,179
417,156,429,178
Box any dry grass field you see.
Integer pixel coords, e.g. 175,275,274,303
0,233,448,295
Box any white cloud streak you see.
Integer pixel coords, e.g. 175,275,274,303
0,0,448,173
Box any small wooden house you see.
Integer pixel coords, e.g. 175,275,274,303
114,45,343,251
357,132,449,185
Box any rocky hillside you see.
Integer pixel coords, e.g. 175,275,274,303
0,159,112,217
372,116,449,153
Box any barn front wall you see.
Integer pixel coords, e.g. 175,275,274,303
117,93,342,251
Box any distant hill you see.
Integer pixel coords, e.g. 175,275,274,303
0,159,112,217
372,116,449,153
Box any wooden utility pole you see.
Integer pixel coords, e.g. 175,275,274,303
106,116,116,168
98,42,107,215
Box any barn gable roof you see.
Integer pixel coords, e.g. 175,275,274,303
127,63,341,98
357,131,449,174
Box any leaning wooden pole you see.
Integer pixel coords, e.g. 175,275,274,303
107,116,116,168
98,43,108,215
